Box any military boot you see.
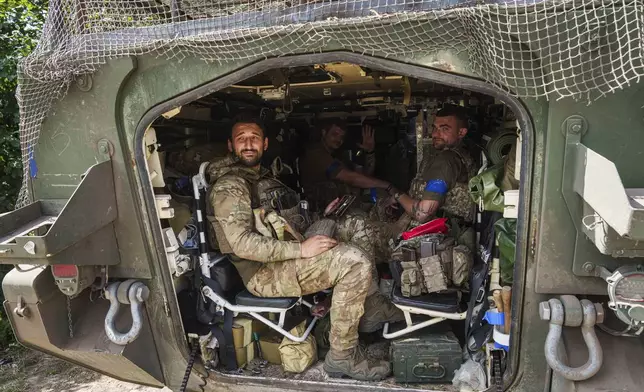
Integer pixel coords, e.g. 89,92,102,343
358,292,405,333
323,345,391,381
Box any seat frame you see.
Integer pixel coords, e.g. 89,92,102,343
193,163,318,343
382,301,467,339
383,259,468,339
201,285,319,343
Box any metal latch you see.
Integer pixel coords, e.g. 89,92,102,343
104,280,149,345
539,295,604,381
14,295,29,318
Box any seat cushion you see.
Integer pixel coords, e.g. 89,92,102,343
235,289,299,309
391,285,461,313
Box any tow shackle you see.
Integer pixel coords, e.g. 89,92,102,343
104,279,150,345
539,295,604,381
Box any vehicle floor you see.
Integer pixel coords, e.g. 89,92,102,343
209,330,459,392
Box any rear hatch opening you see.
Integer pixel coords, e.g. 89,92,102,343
141,60,529,391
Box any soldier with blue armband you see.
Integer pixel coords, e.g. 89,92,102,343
392,104,477,230
386,105,478,296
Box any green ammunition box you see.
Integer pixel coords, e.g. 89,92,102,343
391,331,462,383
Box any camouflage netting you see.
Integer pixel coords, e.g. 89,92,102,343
15,0,644,207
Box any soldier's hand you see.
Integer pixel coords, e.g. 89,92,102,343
301,235,338,258
358,124,375,153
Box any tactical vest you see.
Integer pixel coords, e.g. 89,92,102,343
253,176,305,244
408,147,477,225
207,165,304,252
255,176,307,234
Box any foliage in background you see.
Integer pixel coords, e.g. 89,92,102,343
1,0,47,213
0,0,48,348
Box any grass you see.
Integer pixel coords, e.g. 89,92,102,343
0,344,31,392
0,344,96,392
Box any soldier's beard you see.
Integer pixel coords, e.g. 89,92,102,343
235,149,262,167
433,139,447,150
433,139,458,150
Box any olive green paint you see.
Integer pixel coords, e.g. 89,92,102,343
12,34,643,390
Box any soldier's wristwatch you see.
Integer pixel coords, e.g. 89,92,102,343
393,192,402,202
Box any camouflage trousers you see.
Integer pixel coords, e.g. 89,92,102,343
246,244,372,352
336,210,400,294
335,211,405,330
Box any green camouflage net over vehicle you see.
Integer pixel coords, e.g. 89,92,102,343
15,0,644,207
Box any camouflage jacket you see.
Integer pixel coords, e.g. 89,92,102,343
207,156,302,285
406,144,477,226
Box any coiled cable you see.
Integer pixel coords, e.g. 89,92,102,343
179,341,199,392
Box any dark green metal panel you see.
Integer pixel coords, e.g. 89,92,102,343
535,86,644,295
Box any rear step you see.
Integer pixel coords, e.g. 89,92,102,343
0,160,120,266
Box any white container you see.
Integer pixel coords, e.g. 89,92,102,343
155,194,175,219
503,190,519,219
493,325,510,348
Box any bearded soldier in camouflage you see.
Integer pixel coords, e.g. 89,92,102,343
207,113,390,381
374,106,477,295
391,105,477,230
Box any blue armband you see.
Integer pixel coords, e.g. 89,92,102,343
424,179,448,195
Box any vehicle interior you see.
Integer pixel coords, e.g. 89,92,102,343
144,61,522,389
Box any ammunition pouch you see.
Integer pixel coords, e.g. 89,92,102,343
452,245,473,288
418,255,448,293
399,261,427,297
392,236,473,298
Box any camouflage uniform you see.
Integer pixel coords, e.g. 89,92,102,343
316,206,404,332
298,143,404,331
393,144,478,295
297,142,394,266
406,144,477,226
298,142,375,213
207,158,372,352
